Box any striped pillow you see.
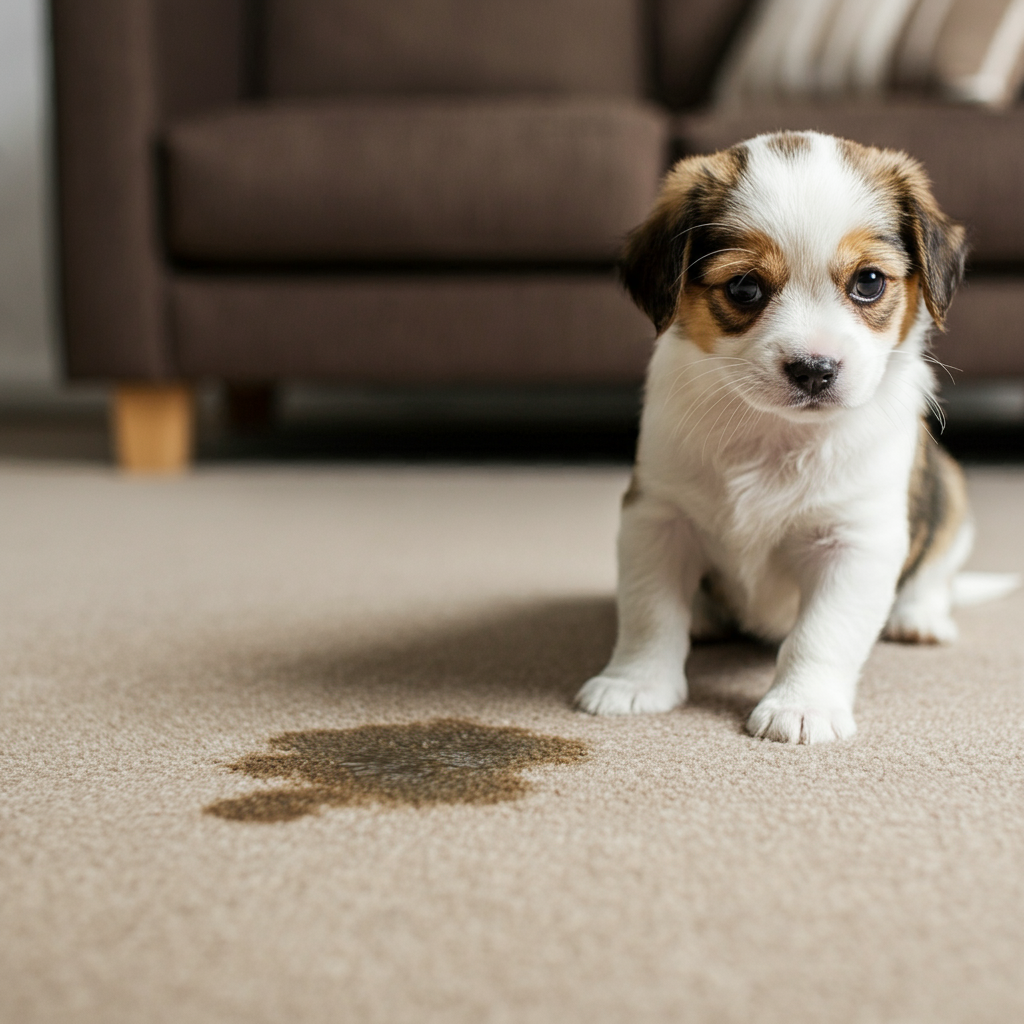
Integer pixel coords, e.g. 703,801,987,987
924,0,1024,105
715,0,1024,108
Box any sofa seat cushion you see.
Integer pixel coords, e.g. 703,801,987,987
171,273,652,382
676,101,1024,264
164,98,668,264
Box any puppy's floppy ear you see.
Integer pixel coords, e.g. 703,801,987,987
619,150,745,335
901,189,967,329
858,146,968,329
619,166,695,334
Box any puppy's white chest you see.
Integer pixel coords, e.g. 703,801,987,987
691,460,817,639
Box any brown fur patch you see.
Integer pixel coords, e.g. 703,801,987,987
676,288,730,353
898,274,922,344
619,146,749,335
830,228,911,334
767,131,812,159
831,228,910,284
698,229,789,290
678,228,789,349
837,140,967,328
900,422,969,588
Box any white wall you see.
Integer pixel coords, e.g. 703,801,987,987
0,0,57,387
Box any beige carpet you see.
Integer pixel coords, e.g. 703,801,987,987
0,462,1022,1024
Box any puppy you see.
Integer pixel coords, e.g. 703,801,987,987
575,130,1014,744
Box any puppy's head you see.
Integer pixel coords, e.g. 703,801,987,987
622,131,967,416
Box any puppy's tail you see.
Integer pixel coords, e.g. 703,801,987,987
952,572,1021,607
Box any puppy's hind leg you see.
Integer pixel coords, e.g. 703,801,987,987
885,440,973,644
575,492,704,715
884,520,973,644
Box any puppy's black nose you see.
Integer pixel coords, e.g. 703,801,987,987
784,357,839,396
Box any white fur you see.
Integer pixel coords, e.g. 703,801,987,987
883,520,972,644
951,570,1021,606
576,132,975,743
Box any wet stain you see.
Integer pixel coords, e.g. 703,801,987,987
205,718,588,822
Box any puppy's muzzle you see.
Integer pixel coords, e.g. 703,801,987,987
784,356,840,397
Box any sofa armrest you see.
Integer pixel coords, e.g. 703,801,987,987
51,0,248,379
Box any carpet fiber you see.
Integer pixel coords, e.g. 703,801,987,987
0,463,1022,1024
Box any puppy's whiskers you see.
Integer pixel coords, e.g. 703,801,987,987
892,347,962,385
663,356,750,405
922,355,961,384
681,248,757,280
671,373,749,443
671,381,736,447
719,383,765,456
877,394,912,438
668,221,743,245
890,377,946,433
712,382,755,460
700,376,760,464
711,259,758,274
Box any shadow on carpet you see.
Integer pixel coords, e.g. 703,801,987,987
246,597,774,718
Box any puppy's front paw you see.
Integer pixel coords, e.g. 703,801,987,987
746,697,855,744
574,673,684,715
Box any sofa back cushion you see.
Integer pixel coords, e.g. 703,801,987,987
164,98,668,264
263,0,645,98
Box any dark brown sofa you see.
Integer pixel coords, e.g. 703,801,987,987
51,1,1024,469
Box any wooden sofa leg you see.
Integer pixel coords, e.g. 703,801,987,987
112,383,194,473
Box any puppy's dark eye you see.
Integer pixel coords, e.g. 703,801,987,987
851,268,885,302
726,275,763,306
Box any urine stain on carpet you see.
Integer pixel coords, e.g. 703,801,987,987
205,718,588,822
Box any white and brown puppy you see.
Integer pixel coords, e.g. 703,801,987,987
575,130,1016,744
